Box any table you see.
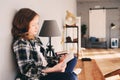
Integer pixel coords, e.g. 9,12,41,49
75,59,105,80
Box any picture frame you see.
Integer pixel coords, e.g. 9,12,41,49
111,38,119,48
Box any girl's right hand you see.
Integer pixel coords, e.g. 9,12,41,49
42,60,66,73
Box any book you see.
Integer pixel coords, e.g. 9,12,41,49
56,51,74,63
63,53,74,63
56,51,68,55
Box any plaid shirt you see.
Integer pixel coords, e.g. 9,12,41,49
13,37,48,79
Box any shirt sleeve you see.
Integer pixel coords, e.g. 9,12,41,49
13,40,46,78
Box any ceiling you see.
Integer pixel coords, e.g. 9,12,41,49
77,0,120,3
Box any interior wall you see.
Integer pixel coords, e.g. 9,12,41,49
106,9,120,47
0,0,77,80
77,1,120,38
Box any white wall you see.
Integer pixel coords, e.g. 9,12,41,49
0,0,77,80
89,9,106,38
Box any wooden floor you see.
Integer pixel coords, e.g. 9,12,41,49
75,59,105,80
78,48,120,80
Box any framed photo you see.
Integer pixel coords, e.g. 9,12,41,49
111,38,119,48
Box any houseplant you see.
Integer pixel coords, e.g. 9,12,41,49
81,24,87,37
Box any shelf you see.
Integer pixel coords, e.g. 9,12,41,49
64,25,79,58
66,25,78,28
65,42,78,43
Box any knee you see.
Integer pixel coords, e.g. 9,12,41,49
69,72,78,80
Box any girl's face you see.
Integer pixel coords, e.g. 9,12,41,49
28,15,40,36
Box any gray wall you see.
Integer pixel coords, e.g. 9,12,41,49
106,9,120,47
77,1,120,47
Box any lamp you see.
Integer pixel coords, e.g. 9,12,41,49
108,23,116,48
111,23,116,29
39,20,61,57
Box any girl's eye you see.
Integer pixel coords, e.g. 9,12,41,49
32,23,37,26
32,23,39,26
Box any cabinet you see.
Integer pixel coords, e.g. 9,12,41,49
64,25,79,57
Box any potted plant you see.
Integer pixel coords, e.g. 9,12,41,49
81,24,87,37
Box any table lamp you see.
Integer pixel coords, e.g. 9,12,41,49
39,20,61,57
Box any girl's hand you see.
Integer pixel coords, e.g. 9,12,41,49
59,54,68,62
42,60,66,73
53,61,66,72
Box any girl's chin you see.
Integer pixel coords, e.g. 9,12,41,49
34,33,38,36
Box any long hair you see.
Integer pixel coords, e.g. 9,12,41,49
11,8,38,40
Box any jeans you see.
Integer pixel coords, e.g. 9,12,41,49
40,57,78,80
40,72,77,80
65,56,77,72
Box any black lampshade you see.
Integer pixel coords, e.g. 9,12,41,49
39,20,61,37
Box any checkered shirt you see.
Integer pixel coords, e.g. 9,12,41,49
13,37,47,79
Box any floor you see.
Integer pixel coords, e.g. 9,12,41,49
78,48,120,80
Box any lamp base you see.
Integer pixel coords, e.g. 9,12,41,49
46,45,57,57
46,45,59,67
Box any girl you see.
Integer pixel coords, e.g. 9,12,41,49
11,8,77,80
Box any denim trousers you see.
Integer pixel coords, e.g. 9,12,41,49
40,57,78,80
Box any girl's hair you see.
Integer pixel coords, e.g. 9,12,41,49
11,8,38,40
